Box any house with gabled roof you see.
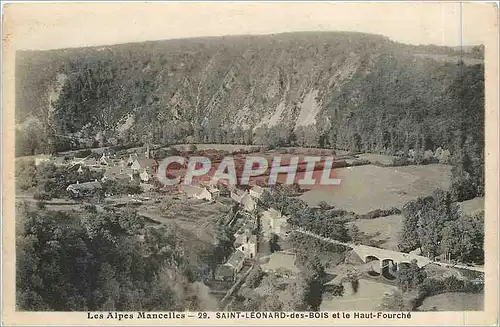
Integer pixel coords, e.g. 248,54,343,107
249,185,265,199
214,250,245,281
182,185,212,201
33,154,53,166
99,153,110,165
131,158,157,172
101,165,133,182
226,250,245,272
53,156,68,167
231,189,257,212
235,234,257,260
261,208,290,239
127,153,140,166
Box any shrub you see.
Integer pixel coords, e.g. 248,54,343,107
356,207,401,220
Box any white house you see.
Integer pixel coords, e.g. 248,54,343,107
66,181,102,198
127,153,140,166
249,185,265,199
230,189,256,212
261,208,289,238
131,158,157,171
99,153,110,165
183,186,212,201
34,155,53,166
235,234,257,260
139,169,150,182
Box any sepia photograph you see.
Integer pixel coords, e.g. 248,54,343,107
2,1,499,325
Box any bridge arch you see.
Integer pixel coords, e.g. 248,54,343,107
381,258,397,280
364,255,381,276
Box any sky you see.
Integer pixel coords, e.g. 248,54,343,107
2,2,497,51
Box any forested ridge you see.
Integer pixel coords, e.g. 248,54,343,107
16,32,484,160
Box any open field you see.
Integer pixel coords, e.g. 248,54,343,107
16,191,85,213
418,292,484,311
299,164,452,214
172,143,261,152
459,197,484,215
260,252,300,274
351,215,403,251
320,278,398,311
355,153,396,166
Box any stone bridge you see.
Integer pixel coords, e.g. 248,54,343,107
353,244,431,268
293,228,484,275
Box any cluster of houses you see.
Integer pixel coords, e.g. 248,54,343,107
215,218,258,282
49,146,160,197
180,183,264,212
211,184,291,282
34,149,292,283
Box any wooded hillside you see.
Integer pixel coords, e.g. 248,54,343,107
16,32,484,158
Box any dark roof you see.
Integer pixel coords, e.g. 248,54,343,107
103,166,132,180
133,158,157,170
226,250,245,267
215,265,234,278
233,189,246,196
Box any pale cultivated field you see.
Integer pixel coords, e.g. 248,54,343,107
138,195,229,244
320,278,398,311
173,144,261,152
299,164,452,214
351,215,403,251
418,292,484,311
260,252,300,274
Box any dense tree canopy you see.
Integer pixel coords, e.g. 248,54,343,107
16,204,216,311
398,189,484,264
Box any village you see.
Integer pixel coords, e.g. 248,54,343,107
18,141,485,311
25,143,296,302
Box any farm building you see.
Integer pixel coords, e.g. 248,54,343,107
235,234,257,260
101,166,133,182
230,189,256,212
215,250,246,282
66,181,102,198
34,154,53,166
131,158,158,174
261,208,290,238
249,185,265,199
182,185,212,201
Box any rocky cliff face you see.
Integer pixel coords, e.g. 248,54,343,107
16,32,484,154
